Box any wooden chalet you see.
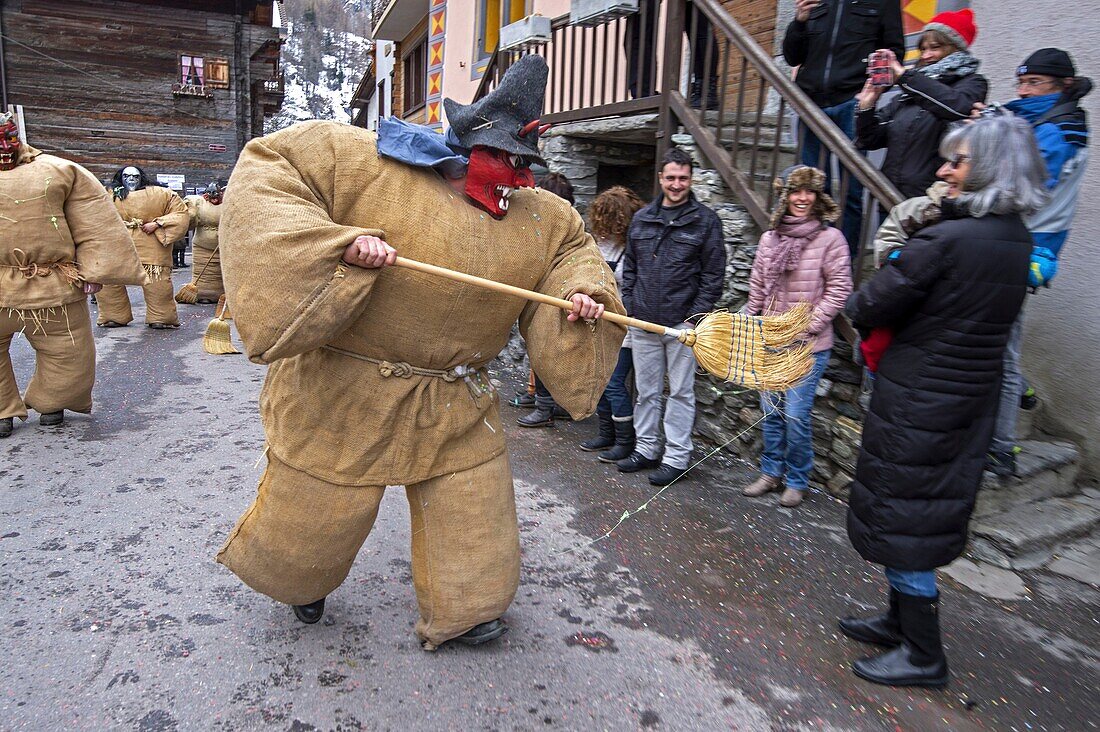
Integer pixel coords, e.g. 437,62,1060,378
0,0,285,189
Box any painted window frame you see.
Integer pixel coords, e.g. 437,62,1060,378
403,34,429,117
474,0,529,78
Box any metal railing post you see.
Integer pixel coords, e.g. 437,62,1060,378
655,0,686,191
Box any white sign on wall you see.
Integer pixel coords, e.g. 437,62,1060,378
157,174,185,191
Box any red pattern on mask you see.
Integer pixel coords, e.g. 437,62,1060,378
464,146,535,217
0,120,21,171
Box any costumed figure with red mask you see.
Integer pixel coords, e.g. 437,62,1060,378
177,180,228,304
0,111,146,438
97,165,190,328
215,56,626,649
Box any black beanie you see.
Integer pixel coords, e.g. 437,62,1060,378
1017,48,1075,78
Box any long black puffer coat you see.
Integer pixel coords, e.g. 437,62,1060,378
845,200,1031,570
856,69,988,199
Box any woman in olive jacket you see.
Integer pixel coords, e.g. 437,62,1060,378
856,10,988,199
839,116,1048,688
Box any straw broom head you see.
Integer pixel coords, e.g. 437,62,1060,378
684,302,815,390
202,316,240,355
175,282,198,304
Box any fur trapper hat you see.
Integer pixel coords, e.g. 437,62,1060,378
769,165,839,229
444,55,548,163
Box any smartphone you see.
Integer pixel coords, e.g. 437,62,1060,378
867,51,892,87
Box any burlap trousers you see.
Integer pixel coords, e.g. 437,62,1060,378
0,299,95,420
190,246,224,302
96,274,178,326
217,450,521,649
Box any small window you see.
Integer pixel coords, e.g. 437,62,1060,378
403,37,427,115
180,55,205,87
476,0,528,68
206,58,230,88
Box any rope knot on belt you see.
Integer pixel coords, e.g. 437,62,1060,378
124,218,144,229
3,248,81,284
322,345,496,398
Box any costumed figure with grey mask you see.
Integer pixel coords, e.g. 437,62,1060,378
215,56,626,650
177,180,228,304
0,111,146,438
97,166,189,328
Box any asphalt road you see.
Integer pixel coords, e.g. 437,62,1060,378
2,271,1097,731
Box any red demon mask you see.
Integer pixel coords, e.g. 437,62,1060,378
464,146,535,217
0,116,21,172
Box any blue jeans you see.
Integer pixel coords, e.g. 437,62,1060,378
760,349,830,490
800,97,864,254
597,348,634,419
885,568,938,598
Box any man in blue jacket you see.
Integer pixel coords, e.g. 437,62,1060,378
985,48,1091,476
618,147,727,487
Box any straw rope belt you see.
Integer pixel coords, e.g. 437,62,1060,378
322,345,481,382
1,248,81,283
124,218,144,229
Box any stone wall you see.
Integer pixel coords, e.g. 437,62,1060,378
536,130,867,498
674,133,867,498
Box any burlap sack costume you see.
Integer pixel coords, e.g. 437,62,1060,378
216,120,625,648
183,194,224,302
97,185,189,326
0,144,146,420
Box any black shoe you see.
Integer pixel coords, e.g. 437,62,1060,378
451,619,508,646
517,407,555,428
98,321,126,328
551,405,572,421
852,592,949,688
0,417,12,438
509,392,536,408
292,597,326,624
839,589,901,647
1020,387,1038,410
580,413,615,452
598,418,635,463
985,449,1018,477
39,411,64,427
148,322,179,330
616,451,661,473
649,463,687,486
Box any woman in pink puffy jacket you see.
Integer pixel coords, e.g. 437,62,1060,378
742,165,853,508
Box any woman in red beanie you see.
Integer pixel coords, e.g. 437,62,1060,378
855,9,988,199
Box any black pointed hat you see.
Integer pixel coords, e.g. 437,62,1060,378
444,55,548,163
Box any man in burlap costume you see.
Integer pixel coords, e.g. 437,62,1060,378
216,56,626,649
97,166,189,328
179,180,226,303
0,112,146,438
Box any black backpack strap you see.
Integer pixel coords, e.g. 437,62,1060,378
1033,101,1079,127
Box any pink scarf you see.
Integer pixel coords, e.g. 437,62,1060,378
761,214,824,305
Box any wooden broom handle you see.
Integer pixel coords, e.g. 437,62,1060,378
392,256,682,338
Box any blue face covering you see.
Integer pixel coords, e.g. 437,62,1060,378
1004,92,1061,123
377,117,469,178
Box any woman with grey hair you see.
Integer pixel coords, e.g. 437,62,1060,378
837,115,1047,688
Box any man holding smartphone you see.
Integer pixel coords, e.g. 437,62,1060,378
783,0,904,253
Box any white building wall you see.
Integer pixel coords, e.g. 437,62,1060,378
969,0,1100,477
366,41,395,130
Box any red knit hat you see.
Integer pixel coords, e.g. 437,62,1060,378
923,8,977,51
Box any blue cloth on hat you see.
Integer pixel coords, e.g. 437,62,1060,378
377,117,468,177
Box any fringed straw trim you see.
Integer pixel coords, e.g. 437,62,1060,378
4,304,76,343
143,263,173,281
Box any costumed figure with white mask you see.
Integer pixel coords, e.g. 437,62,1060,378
97,165,189,328
0,112,145,438
215,56,626,650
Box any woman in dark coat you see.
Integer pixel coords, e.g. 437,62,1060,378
839,115,1049,688
856,10,988,199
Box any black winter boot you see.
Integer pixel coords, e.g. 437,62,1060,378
517,407,555,427
598,417,635,463
0,417,12,438
39,411,64,426
580,413,615,452
852,592,949,688
839,588,902,646
292,597,326,624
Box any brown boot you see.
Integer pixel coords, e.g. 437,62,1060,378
743,474,781,497
779,487,805,508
